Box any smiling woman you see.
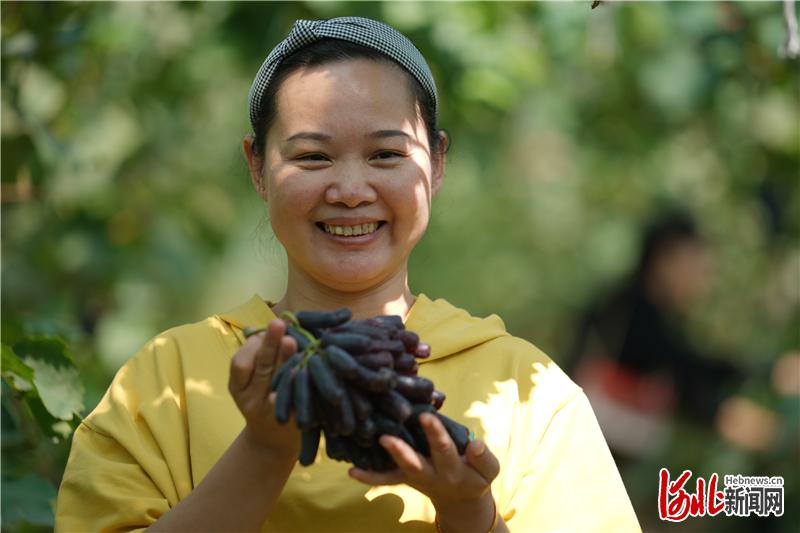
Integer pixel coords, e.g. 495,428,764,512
54,16,640,533
247,57,443,296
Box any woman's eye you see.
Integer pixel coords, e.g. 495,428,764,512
373,151,403,161
297,153,329,162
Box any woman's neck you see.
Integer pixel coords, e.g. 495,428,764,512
270,266,415,320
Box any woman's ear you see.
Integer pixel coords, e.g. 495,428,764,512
431,131,449,197
243,134,268,201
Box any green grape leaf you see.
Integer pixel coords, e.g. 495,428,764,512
52,420,74,439
1,343,35,392
24,393,66,439
10,336,85,420
1,474,57,527
23,357,84,421
13,336,76,368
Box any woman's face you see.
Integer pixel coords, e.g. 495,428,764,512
248,59,444,292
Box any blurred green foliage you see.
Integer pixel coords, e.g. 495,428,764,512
1,2,797,531
2,335,84,530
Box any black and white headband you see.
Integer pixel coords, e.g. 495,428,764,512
247,16,438,132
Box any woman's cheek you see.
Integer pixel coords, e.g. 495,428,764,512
400,198,431,245
269,175,313,213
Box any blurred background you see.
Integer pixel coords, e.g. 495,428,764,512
1,1,797,532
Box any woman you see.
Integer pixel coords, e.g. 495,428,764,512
56,17,640,532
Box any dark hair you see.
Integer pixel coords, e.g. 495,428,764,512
251,38,445,160
635,210,703,281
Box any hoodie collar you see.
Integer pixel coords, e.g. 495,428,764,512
216,294,508,363
216,295,276,340
406,294,509,362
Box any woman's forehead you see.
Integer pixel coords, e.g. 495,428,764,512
271,59,423,137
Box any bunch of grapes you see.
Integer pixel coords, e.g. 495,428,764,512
243,308,470,471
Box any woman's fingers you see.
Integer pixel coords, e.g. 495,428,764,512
465,439,501,483
378,435,429,475
420,413,462,476
348,467,406,486
229,319,296,399
278,334,298,365
229,333,265,393
251,320,286,387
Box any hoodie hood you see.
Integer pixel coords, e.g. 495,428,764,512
216,294,509,363
404,294,509,362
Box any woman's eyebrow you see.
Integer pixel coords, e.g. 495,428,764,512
284,132,332,143
283,130,410,143
369,130,410,139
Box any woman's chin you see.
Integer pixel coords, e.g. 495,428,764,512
320,270,385,291
286,250,407,293
307,260,397,291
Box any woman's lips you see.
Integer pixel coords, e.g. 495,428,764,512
316,221,387,244
321,221,379,236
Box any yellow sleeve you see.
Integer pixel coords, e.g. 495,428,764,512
55,333,193,532
55,423,169,533
505,391,641,533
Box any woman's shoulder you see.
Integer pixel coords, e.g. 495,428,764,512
412,294,581,408
410,294,559,359
119,294,273,368
84,295,273,429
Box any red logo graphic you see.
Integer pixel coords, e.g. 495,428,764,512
658,468,725,522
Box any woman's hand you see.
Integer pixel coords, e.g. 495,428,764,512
148,320,302,532
228,319,300,458
348,413,505,533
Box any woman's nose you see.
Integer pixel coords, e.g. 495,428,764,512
324,163,378,208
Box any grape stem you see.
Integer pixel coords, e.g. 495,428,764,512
278,311,300,329
278,311,322,367
299,341,321,367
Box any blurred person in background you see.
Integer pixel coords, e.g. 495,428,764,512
565,210,783,461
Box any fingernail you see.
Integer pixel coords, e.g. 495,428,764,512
473,440,486,456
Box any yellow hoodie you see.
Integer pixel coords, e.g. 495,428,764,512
56,295,641,533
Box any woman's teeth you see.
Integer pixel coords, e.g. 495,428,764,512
322,222,379,237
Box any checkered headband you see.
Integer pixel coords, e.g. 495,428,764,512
247,16,438,132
